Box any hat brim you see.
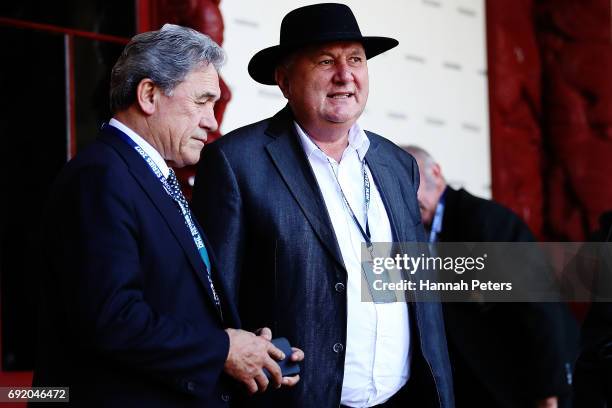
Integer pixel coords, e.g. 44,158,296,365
248,36,399,85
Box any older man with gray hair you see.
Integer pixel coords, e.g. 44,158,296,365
33,24,302,407
404,145,576,408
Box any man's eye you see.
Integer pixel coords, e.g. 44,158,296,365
319,59,333,65
350,56,363,63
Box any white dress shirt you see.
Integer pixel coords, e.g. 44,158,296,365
295,122,411,408
109,118,170,178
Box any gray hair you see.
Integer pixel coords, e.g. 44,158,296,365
110,24,225,114
403,145,442,186
404,145,434,167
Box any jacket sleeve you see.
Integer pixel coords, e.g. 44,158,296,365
47,162,229,398
192,143,245,304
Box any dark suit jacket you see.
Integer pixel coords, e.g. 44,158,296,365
32,125,240,407
439,187,577,408
192,106,454,408
573,211,612,407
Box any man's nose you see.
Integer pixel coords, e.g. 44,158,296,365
201,107,219,134
333,62,353,83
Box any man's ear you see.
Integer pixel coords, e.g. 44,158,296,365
431,163,443,180
275,67,291,99
135,78,158,115
431,163,446,191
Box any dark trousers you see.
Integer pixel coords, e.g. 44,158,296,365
573,359,612,408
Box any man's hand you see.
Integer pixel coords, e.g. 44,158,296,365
536,396,558,408
282,346,304,386
255,327,304,387
223,328,285,394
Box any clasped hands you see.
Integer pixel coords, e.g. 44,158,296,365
224,327,304,394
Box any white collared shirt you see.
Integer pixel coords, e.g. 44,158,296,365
109,118,170,178
295,122,411,408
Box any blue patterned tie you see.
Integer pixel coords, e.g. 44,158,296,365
166,168,211,270
166,169,220,312
166,169,191,216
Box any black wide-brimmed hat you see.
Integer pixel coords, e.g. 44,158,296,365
248,3,399,85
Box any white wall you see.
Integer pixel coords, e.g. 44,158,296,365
219,0,490,197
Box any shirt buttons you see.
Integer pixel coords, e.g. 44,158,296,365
334,282,345,293
333,342,344,353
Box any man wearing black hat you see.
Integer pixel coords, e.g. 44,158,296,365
193,3,454,407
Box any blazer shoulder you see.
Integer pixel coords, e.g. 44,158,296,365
365,130,415,160
364,130,419,178
455,188,520,222
50,136,137,206
211,116,275,150
60,137,125,174
364,130,392,149
204,109,296,167
448,188,534,241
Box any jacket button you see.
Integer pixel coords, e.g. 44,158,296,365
334,282,345,293
221,393,230,402
186,381,195,391
333,343,344,353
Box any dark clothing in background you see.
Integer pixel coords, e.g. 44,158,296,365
573,211,612,408
438,187,578,408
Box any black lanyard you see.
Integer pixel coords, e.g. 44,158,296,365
326,155,399,303
326,157,372,248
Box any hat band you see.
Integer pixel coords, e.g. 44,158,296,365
279,31,365,49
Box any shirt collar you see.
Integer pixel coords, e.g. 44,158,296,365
109,118,170,178
294,121,370,162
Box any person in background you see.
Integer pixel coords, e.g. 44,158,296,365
405,145,577,408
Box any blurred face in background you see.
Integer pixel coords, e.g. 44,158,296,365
415,159,445,227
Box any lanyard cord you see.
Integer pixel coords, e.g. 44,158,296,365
310,141,399,303
111,126,222,312
325,156,372,248
324,154,398,303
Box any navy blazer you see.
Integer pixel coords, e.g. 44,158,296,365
33,126,240,407
193,106,454,407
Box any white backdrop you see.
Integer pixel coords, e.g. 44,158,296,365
218,0,490,197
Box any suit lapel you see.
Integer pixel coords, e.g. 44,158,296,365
264,108,347,276
364,134,403,242
99,127,225,322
